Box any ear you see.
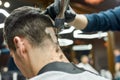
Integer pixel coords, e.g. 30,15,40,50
13,36,26,56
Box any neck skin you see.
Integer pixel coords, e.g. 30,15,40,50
26,39,69,78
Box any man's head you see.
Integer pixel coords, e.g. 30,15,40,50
80,55,89,64
4,6,68,78
114,49,120,56
4,6,54,51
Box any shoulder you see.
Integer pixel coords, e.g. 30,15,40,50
29,71,108,80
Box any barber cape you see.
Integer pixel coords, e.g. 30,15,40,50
77,63,99,74
29,62,109,80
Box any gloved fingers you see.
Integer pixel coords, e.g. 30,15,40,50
65,6,76,22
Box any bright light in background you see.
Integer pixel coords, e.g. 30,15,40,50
0,0,2,6
74,31,108,39
58,38,73,46
4,2,10,8
0,9,10,17
72,44,93,51
85,0,104,5
59,26,76,34
0,23,4,29
0,9,10,28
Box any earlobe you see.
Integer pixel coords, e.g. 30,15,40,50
13,36,26,54
13,36,20,49
13,36,28,63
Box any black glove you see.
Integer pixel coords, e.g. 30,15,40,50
45,0,76,23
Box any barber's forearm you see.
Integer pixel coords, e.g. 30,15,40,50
68,14,88,30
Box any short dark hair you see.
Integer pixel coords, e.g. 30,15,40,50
4,6,54,50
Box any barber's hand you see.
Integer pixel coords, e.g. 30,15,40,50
45,0,76,23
